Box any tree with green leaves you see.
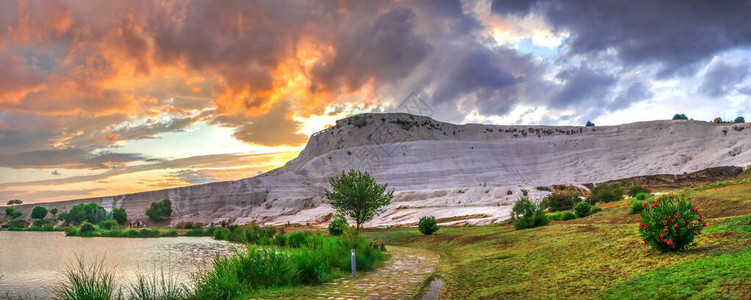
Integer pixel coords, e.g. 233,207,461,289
111,207,128,225
49,208,59,218
735,116,745,123
6,199,22,206
63,203,107,225
145,199,173,222
31,206,48,220
585,121,595,127
324,169,393,229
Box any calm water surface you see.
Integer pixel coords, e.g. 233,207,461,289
0,231,236,299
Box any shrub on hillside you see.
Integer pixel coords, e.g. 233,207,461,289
588,184,624,204
418,216,439,235
541,192,580,212
634,193,652,200
627,185,649,197
31,206,48,220
574,202,591,218
561,211,577,220
4,207,22,219
328,214,348,236
639,194,704,253
590,206,603,214
546,212,563,221
511,197,548,230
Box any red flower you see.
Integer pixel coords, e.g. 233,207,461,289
663,220,668,225
669,194,674,199
667,240,673,245
645,253,650,257
674,223,678,228
665,226,669,231
660,233,665,238
642,203,647,208
694,230,699,234
642,241,647,245
691,207,697,212
674,213,679,218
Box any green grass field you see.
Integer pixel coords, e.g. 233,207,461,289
362,178,751,299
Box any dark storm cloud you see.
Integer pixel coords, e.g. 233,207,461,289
492,0,751,76
550,67,617,109
698,60,750,97
612,81,652,110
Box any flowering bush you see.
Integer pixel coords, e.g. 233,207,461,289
639,194,704,253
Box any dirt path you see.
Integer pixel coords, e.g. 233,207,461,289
272,246,439,299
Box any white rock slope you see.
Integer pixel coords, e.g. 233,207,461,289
7,114,751,226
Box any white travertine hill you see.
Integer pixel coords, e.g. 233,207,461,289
6,113,751,226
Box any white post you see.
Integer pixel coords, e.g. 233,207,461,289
351,249,356,277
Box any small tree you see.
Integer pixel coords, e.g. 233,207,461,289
672,114,688,120
418,216,439,235
6,199,22,206
511,197,548,230
64,203,107,225
49,208,59,218
735,116,745,123
111,208,128,226
325,169,393,230
4,207,22,219
328,214,348,236
31,206,48,220
585,121,595,127
145,199,173,222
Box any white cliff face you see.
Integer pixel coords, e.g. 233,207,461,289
8,113,751,226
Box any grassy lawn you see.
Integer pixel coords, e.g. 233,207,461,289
362,180,751,299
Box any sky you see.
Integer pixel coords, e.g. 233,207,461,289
1,0,750,204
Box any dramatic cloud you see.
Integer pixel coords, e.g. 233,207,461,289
698,60,750,97
491,0,751,76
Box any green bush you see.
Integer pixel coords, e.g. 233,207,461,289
574,202,591,218
31,206,48,220
562,211,577,220
80,222,96,233
634,192,652,200
4,207,22,219
546,212,563,221
639,194,704,253
511,197,548,230
590,206,603,214
672,113,688,120
145,199,173,222
629,200,646,215
111,208,127,226
212,227,231,240
174,221,204,229
588,184,624,203
64,203,107,225
541,192,580,212
328,214,348,236
100,220,118,230
418,216,439,235
627,185,649,197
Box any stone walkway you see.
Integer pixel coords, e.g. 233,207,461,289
271,246,439,299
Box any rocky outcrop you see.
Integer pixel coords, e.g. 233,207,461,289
5,113,751,226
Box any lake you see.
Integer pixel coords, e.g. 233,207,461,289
0,231,235,299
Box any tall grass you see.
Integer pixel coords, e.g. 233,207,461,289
125,267,190,300
53,256,119,300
